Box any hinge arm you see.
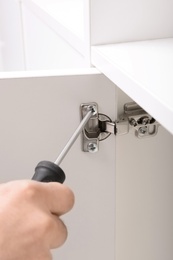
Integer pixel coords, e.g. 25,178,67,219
105,120,130,136
104,121,117,135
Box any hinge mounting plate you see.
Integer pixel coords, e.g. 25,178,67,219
118,102,159,138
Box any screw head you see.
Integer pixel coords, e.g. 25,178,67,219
130,118,137,126
142,117,150,125
87,105,97,115
139,126,147,135
87,142,98,153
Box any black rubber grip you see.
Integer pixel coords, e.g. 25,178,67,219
32,161,66,183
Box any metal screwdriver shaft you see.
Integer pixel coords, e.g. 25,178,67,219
54,107,94,166
32,106,96,183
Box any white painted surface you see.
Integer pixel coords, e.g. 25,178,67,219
0,41,4,70
24,0,84,38
0,71,116,260
116,89,173,260
22,5,88,70
0,68,99,79
0,0,25,71
90,0,173,45
91,38,173,135
0,69,173,260
0,1,173,259
22,0,86,56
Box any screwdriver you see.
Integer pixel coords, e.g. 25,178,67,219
32,105,96,183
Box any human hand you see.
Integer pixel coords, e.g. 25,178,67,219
0,180,74,260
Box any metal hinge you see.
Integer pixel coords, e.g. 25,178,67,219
81,102,159,152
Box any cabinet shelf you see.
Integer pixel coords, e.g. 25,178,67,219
22,0,86,54
91,38,173,134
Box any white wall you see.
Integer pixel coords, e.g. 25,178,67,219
22,4,89,70
0,0,25,71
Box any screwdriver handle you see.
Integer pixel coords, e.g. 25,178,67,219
32,161,65,183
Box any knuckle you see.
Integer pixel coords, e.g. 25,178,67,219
17,181,38,200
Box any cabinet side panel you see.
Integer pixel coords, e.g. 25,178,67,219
116,89,173,260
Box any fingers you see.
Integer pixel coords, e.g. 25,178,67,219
36,212,68,249
40,182,75,216
23,181,73,249
28,250,52,260
5,180,75,216
36,182,74,248
0,180,73,258
47,215,68,249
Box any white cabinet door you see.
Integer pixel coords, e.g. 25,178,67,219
0,70,173,260
0,69,116,260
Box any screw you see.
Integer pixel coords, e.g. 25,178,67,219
87,105,97,116
142,117,150,125
139,126,147,135
130,118,137,126
87,142,98,153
